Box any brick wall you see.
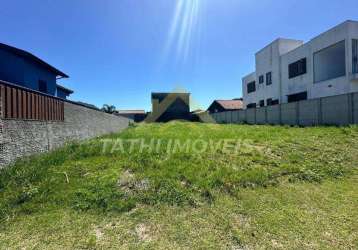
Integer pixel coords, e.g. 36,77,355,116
0,102,130,168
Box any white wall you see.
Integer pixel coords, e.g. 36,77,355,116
242,72,256,108
284,21,352,100
243,39,303,107
255,40,281,105
242,20,358,108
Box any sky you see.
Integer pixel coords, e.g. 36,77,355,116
1,0,357,111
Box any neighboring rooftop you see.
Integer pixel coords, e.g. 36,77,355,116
75,101,99,110
151,92,190,104
116,110,146,114
0,42,68,78
255,38,304,55
214,99,244,110
56,84,74,94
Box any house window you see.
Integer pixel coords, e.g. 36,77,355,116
314,40,346,83
289,58,307,79
247,81,256,93
287,91,307,103
247,103,256,109
259,75,264,84
266,72,272,85
267,98,279,106
259,100,265,107
353,39,358,74
38,80,47,93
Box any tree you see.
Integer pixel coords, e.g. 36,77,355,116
101,104,116,114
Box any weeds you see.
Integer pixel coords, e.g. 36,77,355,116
0,122,357,222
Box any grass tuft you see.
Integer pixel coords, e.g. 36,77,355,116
0,122,357,249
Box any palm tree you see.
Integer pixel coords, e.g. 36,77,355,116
101,104,116,114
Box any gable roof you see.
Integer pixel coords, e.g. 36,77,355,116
0,42,69,78
56,84,73,94
213,99,243,110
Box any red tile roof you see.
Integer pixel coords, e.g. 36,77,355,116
215,99,243,110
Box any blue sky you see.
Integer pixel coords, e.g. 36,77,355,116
1,0,357,111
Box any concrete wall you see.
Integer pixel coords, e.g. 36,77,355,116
225,111,232,123
298,99,320,126
211,92,358,127
321,94,351,125
256,107,267,124
266,105,280,125
238,110,247,123
232,111,239,123
281,102,298,125
0,101,130,167
246,109,256,124
354,92,358,124
215,112,223,123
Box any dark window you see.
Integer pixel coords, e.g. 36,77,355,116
266,72,272,85
247,103,256,109
259,100,265,107
259,75,264,84
38,80,47,93
287,91,307,103
353,39,358,74
314,40,346,83
247,81,256,93
267,98,279,106
289,58,307,78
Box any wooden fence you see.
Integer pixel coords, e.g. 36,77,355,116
0,82,64,121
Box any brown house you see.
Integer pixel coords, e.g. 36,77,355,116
207,99,243,114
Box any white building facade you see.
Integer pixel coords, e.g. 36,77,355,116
242,20,358,109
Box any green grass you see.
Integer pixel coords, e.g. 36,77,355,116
0,122,357,249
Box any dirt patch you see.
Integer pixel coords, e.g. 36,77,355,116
117,170,150,194
135,224,152,242
94,227,104,240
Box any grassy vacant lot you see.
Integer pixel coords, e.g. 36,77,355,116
0,122,358,249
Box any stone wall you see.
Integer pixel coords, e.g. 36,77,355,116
211,92,358,126
0,101,130,167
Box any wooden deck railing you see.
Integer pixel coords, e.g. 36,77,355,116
0,81,64,121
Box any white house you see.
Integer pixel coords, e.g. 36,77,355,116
242,20,358,109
